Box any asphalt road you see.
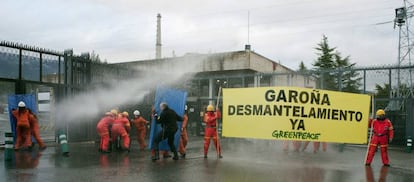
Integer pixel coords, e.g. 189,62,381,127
0,137,413,182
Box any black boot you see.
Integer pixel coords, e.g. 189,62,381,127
152,151,160,161
180,153,186,158
173,151,179,160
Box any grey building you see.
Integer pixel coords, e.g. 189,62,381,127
116,48,316,135
116,48,315,106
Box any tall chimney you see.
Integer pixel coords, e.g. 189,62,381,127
156,13,162,59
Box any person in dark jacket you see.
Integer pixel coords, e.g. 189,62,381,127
152,102,183,161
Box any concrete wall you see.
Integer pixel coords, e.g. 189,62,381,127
272,74,316,88
115,50,316,89
117,51,282,73
201,51,250,72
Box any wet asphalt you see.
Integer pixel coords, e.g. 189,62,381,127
0,137,413,182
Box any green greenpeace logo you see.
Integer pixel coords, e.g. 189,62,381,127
272,130,321,140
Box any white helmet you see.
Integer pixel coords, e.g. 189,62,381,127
18,101,26,107
133,110,140,116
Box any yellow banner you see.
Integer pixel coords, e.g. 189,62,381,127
222,87,370,144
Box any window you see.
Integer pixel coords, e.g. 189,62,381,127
245,76,255,87
0,48,19,79
42,54,59,83
22,51,40,81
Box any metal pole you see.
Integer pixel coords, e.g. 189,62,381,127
18,49,22,80
338,69,343,91
389,69,393,99
398,25,402,88
364,95,375,164
215,86,222,159
404,0,413,95
363,70,367,93
58,56,61,84
39,53,43,82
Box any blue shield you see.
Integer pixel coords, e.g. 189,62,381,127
148,87,187,151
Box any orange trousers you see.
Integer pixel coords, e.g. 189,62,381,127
204,128,220,155
99,134,110,151
97,126,111,151
179,129,188,154
136,128,147,150
15,125,32,149
365,135,390,165
31,124,45,148
111,127,130,150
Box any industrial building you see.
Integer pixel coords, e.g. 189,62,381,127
116,46,315,107
116,46,316,135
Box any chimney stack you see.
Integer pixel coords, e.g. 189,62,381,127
156,13,162,59
245,44,251,51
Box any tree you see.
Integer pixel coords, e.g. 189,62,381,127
375,83,390,109
312,35,362,93
298,61,308,72
90,50,101,63
312,35,337,90
334,52,362,93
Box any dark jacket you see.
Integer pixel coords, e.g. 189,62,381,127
157,107,183,132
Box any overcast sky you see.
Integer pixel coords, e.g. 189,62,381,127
0,0,404,69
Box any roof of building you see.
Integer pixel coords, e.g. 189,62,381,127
114,50,296,74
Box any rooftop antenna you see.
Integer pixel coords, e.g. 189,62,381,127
248,11,250,45
245,11,251,51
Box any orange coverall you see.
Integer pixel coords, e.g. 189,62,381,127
179,114,189,155
365,118,394,165
131,116,149,150
112,115,131,150
97,115,114,152
203,110,221,156
28,113,46,149
12,109,32,150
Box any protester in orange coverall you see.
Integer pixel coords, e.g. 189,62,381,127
131,110,149,150
203,105,222,159
28,110,46,150
179,105,189,158
97,112,115,153
112,112,131,152
12,101,33,150
365,109,394,167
